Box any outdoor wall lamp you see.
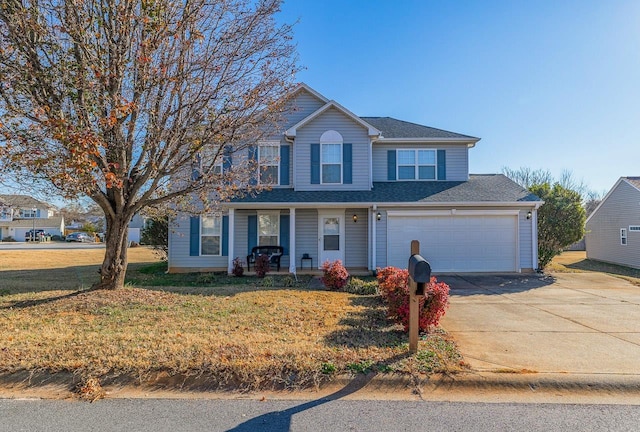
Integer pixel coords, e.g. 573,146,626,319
377,212,381,221
526,211,532,220
353,214,358,223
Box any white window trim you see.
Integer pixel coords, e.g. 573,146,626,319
201,214,222,256
19,209,37,218
321,142,343,185
621,228,628,246
396,149,437,181
629,225,640,232
257,210,280,246
258,141,280,185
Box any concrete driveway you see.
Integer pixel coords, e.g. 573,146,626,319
439,272,640,376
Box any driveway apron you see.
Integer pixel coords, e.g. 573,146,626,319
439,272,640,376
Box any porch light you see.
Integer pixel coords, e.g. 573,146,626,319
377,212,381,221
352,214,358,223
526,211,532,220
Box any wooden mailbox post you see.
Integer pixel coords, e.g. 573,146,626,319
408,240,431,354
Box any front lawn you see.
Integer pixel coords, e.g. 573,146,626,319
0,248,465,393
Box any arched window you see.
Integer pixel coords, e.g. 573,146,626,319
319,130,343,184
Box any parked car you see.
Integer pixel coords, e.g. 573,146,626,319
65,232,95,243
25,229,51,242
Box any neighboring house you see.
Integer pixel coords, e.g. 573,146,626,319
585,177,640,269
0,194,65,241
168,84,542,274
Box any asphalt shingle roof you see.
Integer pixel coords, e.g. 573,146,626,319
625,177,640,190
231,174,540,205
0,194,53,209
360,117,478,140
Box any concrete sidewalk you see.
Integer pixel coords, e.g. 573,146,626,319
438,272,640,391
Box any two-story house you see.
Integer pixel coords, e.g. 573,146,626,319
168,84,542,274
0,194,65,241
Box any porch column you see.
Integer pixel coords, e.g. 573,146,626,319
289,207,296,274
371,206,377,272
227,208,235,274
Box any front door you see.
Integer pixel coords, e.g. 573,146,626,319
318,210,345,267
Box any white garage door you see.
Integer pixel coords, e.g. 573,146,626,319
387,214,518,272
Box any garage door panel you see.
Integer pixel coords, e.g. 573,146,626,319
387,215,517,272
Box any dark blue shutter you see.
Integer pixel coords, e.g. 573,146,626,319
222,215,229,256
387,150,396,181
343,144,352,184
223,145,232,173
279,215,290,255
189,216,200,256
248,146,258,185
310,144,320,184
437,150,446,180
247,215,257,252
280,144,290,186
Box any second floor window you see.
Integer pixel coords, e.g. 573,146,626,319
397,149,436,180
322,143,342,184
201,215,222,255
259,143,279,185
19,209,37,218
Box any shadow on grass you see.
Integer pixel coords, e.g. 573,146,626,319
324,295,405,349
0,261,316,297
564,258,640,280
0,290,86,310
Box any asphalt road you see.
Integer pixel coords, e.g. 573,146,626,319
1,399,639,432
0,242,105,250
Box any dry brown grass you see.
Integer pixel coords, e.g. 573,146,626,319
0,247,465,391
549,251,640,286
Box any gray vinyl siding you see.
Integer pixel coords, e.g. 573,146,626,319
345,208,368,268
518,210,534,270
168,213,228,271
294,107,370,191
284,90,326,129
372,143,469,182
295,209,318,269
586,181,640,269
234,210,249,261
376,210,388,268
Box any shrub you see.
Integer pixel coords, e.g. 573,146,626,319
232,257,244,277
376,266,450,332
196,273,217,285
261,276,274,287
1,236,16,242
321,260,349,290
280,275,296,287
254,254,270,278
344,277,378,295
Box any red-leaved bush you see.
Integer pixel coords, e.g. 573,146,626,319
321,260,349,290
376,266,450,332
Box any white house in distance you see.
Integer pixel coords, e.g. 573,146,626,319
585,177,640,269
0,194,65,242
168,83,543,274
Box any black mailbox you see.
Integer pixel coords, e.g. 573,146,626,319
408,254,431,295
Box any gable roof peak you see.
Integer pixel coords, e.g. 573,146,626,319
285,99,382,138
290,82,329,104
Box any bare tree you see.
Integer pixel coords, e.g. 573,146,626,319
0,0,299,289
501,166,553,189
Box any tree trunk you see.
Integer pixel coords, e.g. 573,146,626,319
94,216,131,290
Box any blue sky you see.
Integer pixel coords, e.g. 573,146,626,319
278,0,640,194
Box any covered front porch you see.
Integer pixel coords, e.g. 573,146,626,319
225,206,379,275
